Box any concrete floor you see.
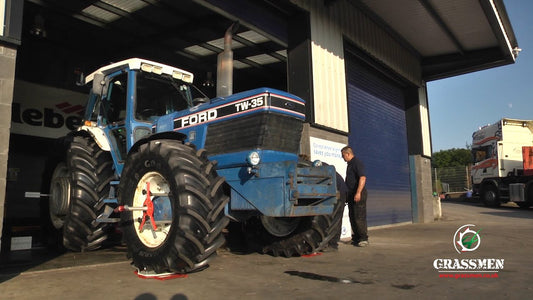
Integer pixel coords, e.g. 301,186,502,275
1,200,532,299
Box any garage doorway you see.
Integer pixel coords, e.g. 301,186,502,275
345,49,412,226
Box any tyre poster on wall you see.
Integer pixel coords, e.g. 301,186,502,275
309,136,351,239
11,80,87,139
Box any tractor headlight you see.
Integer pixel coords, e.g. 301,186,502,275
312,160,323,167
246,151,261,166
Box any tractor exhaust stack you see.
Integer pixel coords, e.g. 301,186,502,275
217,22,239,97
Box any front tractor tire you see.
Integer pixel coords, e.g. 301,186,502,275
119,140,229,274
246,177,344,257
62,135,116,251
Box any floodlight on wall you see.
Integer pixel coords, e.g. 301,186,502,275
202,71,214,88
74,68,85,86
513,47,522,57
30,13,47,38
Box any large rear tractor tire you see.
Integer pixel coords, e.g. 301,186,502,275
49,162,71,230
119,140,229,274
62,135,116,251
40,142,70,252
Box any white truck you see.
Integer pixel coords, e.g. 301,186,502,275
471,118,533,207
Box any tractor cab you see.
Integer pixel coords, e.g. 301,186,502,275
82,59,205,173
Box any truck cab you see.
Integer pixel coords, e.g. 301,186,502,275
471,118,533,207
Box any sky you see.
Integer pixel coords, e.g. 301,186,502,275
427,0,533,152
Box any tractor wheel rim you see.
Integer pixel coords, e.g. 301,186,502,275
260,216,301,237
133,171,172,248
49,164,70,229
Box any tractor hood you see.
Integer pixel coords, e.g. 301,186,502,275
153,87,306,133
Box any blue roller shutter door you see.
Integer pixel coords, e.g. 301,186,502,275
345,55,412,226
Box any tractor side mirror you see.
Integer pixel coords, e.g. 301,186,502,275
75,71,85,87
92,73,108,97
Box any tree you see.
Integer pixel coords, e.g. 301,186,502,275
432,148,471,168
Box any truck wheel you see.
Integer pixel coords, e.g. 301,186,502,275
62,135,116,251
481,184,500,207
119,140,229,274
245,164,344,257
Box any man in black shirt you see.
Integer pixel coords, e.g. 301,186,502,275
341,146,368,247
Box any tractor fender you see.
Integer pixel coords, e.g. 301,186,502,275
129,131,188,155
77,126,111,151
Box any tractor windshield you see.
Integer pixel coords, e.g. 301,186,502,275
135,70,207,122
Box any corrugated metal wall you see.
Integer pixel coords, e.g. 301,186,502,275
306,1,348,132
345,53,412,226
291,0,422,131
336,1,421,84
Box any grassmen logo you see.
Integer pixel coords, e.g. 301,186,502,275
433,258,504,271
433,224,504,279
454,224,481,253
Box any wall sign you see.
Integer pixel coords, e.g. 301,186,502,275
11,81,87,139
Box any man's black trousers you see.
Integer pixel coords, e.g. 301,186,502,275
347,188,368,242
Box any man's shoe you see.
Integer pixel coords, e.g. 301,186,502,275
357,241,369,247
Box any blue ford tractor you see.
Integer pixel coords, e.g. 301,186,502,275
45,56,341,274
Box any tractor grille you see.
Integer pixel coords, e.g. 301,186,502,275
205,112,303,155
